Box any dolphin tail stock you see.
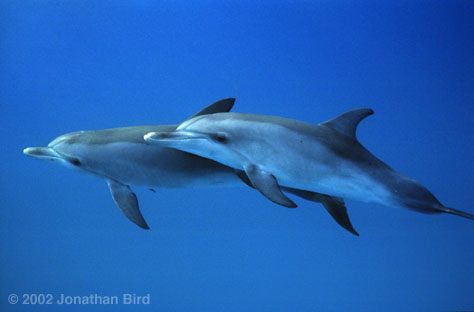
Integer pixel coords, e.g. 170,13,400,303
392,176,474,222
437,205,474,221
405,199,474,221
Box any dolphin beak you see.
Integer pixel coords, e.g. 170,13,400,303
144,131,209,145
23,147,62,161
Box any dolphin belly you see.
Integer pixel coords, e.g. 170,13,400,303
272,157,393,206
76,142,241,188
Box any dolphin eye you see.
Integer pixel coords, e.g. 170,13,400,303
215,133,228,143
70,158,81,166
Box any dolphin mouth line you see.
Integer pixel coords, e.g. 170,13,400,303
24,146,110,179
23,146,79,165
23,146,63,161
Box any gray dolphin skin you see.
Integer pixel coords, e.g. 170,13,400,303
24,98,351,233
144,109,474,233
24,99,241,229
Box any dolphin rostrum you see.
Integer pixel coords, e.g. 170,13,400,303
24,98,354,233
144,109,474,233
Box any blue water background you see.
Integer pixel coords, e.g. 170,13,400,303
1,1,473,311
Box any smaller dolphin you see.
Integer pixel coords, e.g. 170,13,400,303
144,110,474,231
23,99,239,229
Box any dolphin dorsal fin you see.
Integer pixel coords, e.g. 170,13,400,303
187,98,236,120
321,108,374,139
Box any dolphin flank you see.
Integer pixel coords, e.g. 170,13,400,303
144,109,474,232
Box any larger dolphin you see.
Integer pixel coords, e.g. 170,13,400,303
144,109,474,229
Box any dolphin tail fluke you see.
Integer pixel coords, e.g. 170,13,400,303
107,179,150,229
438,205,474,221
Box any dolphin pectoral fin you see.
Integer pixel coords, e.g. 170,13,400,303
280,188,359,236
244,164,297,208
236,169,297,207
235,169,254,188
106,179,150,230
187,98,236,120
